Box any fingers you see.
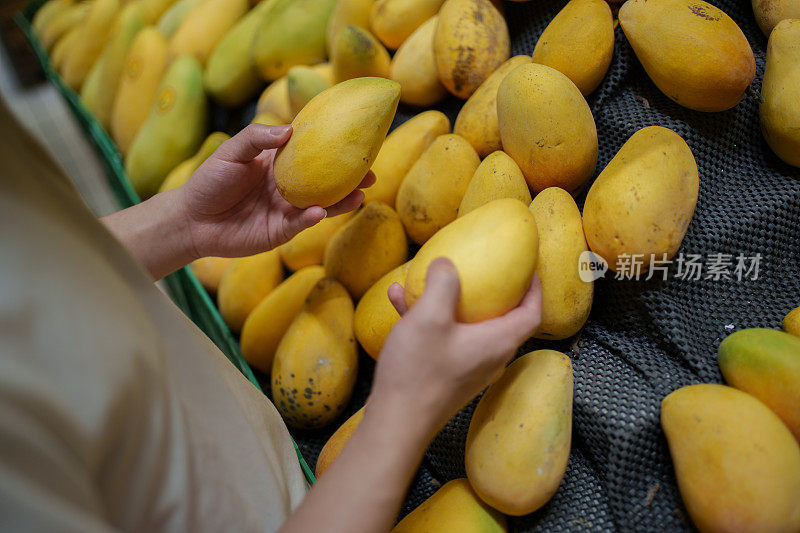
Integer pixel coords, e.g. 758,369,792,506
280,206,326,244
216,123,292,163
357,170,376,189
324,189,365,218
387,282,407,315
472,274,543,347
414,258,461,323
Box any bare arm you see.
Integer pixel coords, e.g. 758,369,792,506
280,260,543,532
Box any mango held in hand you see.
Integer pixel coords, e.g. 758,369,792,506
718,328,800,442
529,188,592,339
760,19,800,168
271,278,357,429
323,202,408,299
457,151,531,217
454,55,531,158
365,110,450,207
466,350,573,515
125,55,207,198
273,77,400,209
497,63,598,195
661,384,800,533
396,134,480,244
316,407,365,476
583,126,698,271
619,0,755,112
217,250,284,333
434,0,510,99
391,479,507,533
354,262,409,359
531,0,614,96
405,198,538,323
240,266,325,374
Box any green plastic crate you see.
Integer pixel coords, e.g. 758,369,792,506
15,0,316,485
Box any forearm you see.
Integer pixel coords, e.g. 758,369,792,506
280,392,437,533
101,188,198,280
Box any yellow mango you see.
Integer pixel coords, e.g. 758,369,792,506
204,0,275,107
390,16,447,106
39,1,86,51
531,0,613,96
353,261,409,359
529,188,592,339
158,131,229,192
434,0,509,99
189,256,231,295
33,0,73,37
466,350,572,515
583,126,698,271
453,55,531,158
251,111,283,125
217,250,284,333
365,110,450,207
661,384,800,533
110,27,168,156
271,278,357,429
457,151,530,218
784,306,800,337
405,198,538,322
718,328,800,442
326,0,374,56
497,63,598,194
324,201,408,299
316,407,365,477
311,62,335,84
332,25,391,82
156,0,203,38
168,0,248,65
279,212,353,271
51,26,81,72
256,76,291,123
125,54,207,198
252,0,337,81
753,0,800,36
286,65,332,119
760,19,800,168
240,265,325,374
80,3,145,130
274,77,400,208
392,479,507,533
396,134,479,244
62,0,121,90
369,0,446,50
619,0,755,112
140,0,180,23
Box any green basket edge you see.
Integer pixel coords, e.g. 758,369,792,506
15,3,317,486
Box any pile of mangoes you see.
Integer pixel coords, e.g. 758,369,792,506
32,0,800,529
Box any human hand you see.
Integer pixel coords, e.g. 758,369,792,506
179,123,374,259
369,258,543,438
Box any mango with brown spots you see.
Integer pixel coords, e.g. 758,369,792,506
332,24,391,82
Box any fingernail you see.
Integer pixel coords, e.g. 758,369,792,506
321,209,327,219
273,124,292,135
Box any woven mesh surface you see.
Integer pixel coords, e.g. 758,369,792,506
257,0,800,529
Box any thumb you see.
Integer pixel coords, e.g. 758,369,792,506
415,257,461,322
215,123,292,163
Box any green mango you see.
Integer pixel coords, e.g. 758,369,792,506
125,55,207,198
81,2,145,129
158,131,230,192
156,0,203,38
204,0,277,107
286,65,331,118
252,0,337,81
719,328,800,443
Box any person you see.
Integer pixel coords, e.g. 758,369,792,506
0,96,542,532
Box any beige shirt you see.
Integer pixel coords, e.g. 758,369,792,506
0,100,307,531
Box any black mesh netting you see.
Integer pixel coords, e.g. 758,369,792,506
244,0,800,530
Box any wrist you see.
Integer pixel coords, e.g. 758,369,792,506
364,386,444,445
